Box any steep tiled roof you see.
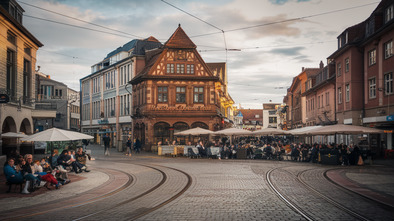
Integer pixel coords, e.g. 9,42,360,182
239,109,263,124
164,25,196,49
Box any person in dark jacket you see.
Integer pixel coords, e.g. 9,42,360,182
103,134,111,156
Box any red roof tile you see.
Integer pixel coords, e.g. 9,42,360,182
164,25,196,49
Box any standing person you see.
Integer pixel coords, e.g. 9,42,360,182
82,139,90,151
134,138,141,154
103,134,111,156
126,137,132,156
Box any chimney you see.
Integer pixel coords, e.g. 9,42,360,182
302,67,305,72
319,60,324,69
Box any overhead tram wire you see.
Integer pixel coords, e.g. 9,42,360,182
190,1,380,38
24,15,135,39
17,0,143,39
161,0,238,62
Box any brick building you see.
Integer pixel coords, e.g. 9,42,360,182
130,25,228,147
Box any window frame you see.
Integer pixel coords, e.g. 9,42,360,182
176,86,186,103
193,87,204,103
186,64,195,74
384,40,393,59
385,4,394,23
385,72,393,95
338,87,342,104
369,77,376,99
337,63,341,76
345,58,350,73
157,86,168,103
167,63,175,74
345,84,350,102
368,49,376,66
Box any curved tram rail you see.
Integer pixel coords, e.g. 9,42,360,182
266,167,371,221
75,164,193,220
6,164,192,221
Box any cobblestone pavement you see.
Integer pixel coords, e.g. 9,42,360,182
1,145,393,221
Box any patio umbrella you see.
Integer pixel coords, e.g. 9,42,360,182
288,125,323,135
1,132,28,138
174,127,214,136
307,124,384,135
252,128,290,136
214,128,253,136
21,128,93,142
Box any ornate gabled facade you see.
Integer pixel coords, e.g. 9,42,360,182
130,25,223,147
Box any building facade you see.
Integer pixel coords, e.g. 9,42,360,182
304,62,336,126
361,0,394,151
80,37,162,150
262,103,281,129
130,26,227,147
284,67,320,129
0,0,43,154
234,109,263,131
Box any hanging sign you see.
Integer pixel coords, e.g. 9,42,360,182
0,94,9,103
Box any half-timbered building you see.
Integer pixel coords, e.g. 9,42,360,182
130,25,223,147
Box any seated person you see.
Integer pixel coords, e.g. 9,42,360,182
21,154,41,191
4,158,24,185
264,144,273,159
57,150,83,174
49,149,59,168
75,147,91,172
196,141,207,157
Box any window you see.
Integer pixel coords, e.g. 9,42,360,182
23,59,31,103
345,58,349,72
158,86,168,103
317,96,320,108
167,64,174,73
337,63,341,76
369,78,376,99
7,32,16,45
325,92,329,106
338,87,342,104
176,64,185,74
269,117,277,124
7,49,16,99
386,4,393,23
384,41,393,59
187,64,194,74
176,87,186,103
385,72,393,95
369,49,376,66
193,87,204,103
345,84,350,102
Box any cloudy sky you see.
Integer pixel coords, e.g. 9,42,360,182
19,0,380,108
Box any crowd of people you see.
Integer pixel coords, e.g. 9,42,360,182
171,136,367,165
3,147,91,194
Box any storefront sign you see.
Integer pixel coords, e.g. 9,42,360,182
387,115,394,121
384,130,393,133
0,94,9,103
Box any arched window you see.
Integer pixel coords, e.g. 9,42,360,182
154,122,170,144
173,122,189,133
191,122,208,129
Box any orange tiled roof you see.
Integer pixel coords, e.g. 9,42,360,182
164,25,196,49
239,109,263,124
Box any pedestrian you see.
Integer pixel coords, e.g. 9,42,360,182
126,137,132,156
82,139,90,151
134,138,141,153
103,134,111,156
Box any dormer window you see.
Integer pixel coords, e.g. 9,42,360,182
386,4,393,23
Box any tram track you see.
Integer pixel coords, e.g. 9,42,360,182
266,167,372,221
74,163,192,220
1,168,134,221
2,163,192,221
